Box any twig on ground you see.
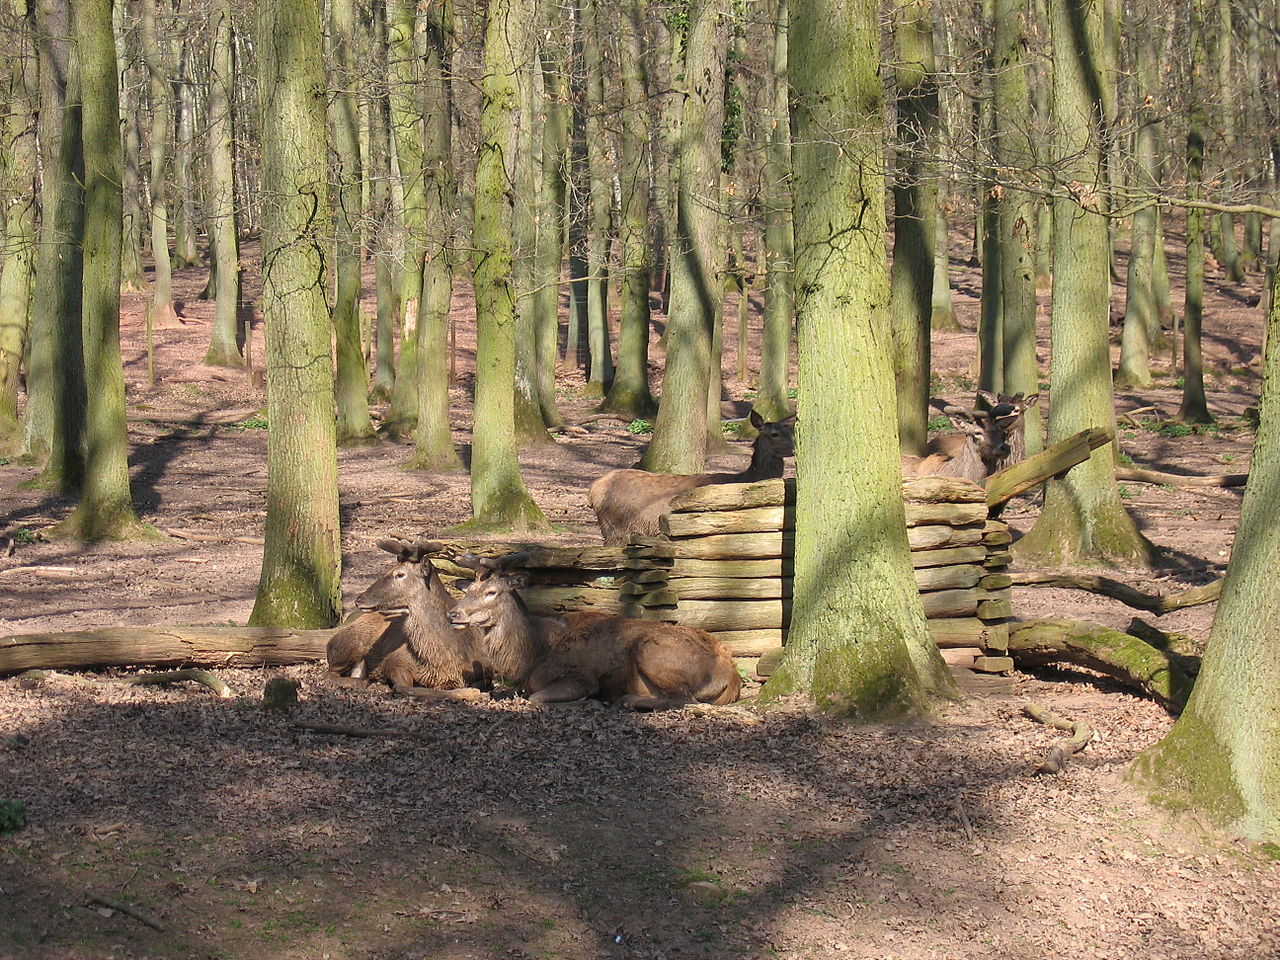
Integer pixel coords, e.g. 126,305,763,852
1024,702,1093,775
0,566,78,579
954,795,976,842
85,892,166,931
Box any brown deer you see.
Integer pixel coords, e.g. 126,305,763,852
903,398,1016,483
446,552,742,709
924,391,1039,473
588,409,795,544
326,538,493,691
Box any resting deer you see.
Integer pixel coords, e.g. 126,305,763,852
924,392,1038,473
903,398,1017,483
326,538,493,691
446,552,742,709
589,409,795,544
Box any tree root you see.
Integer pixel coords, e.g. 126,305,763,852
119,669,234,698
1008,572,1223,615
1024,702,1092,775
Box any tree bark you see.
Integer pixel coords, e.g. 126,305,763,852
1179,0,1213,424
467,0,549,531
1014,0,1153,567
761,0,957,715
202,0,243,368
139,0,180,328
581,0,614,398
248,0,342,629
889,0,938,457
638,0,728,474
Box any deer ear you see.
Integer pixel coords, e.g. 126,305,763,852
975,390,1000,409
748,409,764,430
502,571,530,590
1021,393,1040,408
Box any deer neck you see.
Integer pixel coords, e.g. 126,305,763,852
486,595,551,686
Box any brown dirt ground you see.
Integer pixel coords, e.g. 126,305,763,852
2,234,1278,960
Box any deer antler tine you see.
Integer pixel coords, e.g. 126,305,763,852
376,537,413,559
497,551,531,571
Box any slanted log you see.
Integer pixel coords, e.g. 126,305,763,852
0,626,332,675
984,426,1114,508
1007,619,1193,710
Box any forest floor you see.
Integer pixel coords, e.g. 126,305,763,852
2,238,1278,960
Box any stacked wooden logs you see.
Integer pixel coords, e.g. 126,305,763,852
615,477,1015,672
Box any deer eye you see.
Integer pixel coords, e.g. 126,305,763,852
394,570,406,579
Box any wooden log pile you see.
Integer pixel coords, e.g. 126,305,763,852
612,477,1015,672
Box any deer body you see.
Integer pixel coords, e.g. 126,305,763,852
326,539,493,690
589,411,794,544
922,392,1039,477
449,553,742,709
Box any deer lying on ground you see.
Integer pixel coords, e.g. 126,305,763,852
902,398,1019,483
326,538,493,691
923,391,1038,474
446,552,742,709
588,409,795,544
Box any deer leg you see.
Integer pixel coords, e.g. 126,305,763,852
527,678,598,706
613,692,694,711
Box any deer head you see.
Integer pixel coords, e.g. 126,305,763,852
941,404,1012,471
448,552,531,630
355,538,447,615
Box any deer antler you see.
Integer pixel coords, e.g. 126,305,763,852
376,537,415,561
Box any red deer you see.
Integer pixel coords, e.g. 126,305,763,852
924,391,1039,474
446,552,742,709
326,539,493,691
588,410,795,544
903,398,1017,483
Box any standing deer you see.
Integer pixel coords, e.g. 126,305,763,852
326,538,493,690
588,409,795,544
446,552,742,709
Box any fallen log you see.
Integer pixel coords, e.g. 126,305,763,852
0,625,333,676
1007,619,1193,710
1008,572,1223,615
1114,466,1248,488
985,427,1114,508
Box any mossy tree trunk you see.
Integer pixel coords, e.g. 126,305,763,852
382,0,426,437
761,0,957,716
1014,0,1154,568
888,0,937,457
976,0,1003,394
638,0,728,474
58,0,144,541
532,35,568,428
368,0,398,402
994,0,1042,456
114,5,146,294
1115,0,1161,390
1131,258,1280,843
327,0,375,444
26,0,85,488
408,0,464,470
248,0,342,629
172,29,202,269
467,0,548,532
202,0,243,368
753,0,793,424
1179,0,1212,424
581,0,614,399
139,0,179,328
600,0,657,419
0,0,38,456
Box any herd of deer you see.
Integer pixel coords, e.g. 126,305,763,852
327,392,1038,708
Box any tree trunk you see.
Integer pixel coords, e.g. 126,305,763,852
889,0,937,457
26,0,85,488
408,0,464,470
754,0,793,424
1131,243,1280,842
581,0,614,398
1179,0,1213,424
993,0,1041,457
761,0,957,715
0,0,38,455
248,0,342,629
368,0,397,401
140,0,180,328
467,0,548,531
202,0,243,368
328,0,375,444
600,0,657,419
115,4,146,294
532,35,568,427
57,0,143,541
1015,0,1153,567
638,0,728,474
382,0,426,437
172,27,202,269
